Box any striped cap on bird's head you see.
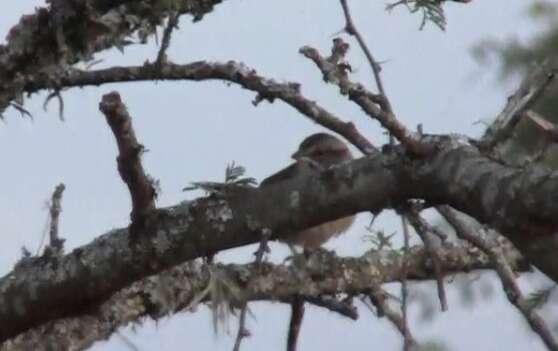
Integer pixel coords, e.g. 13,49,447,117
291,133,352,166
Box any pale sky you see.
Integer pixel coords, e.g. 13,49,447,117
0,1,553,350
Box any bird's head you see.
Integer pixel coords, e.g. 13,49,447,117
291,133,352,167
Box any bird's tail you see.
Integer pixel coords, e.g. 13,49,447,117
287,297,305,351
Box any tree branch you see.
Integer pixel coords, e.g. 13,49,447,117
21,61,377,155
43,183,66,257
339,0,389,108
1,242,525,351
3,133,558,342
0,0,227,116
405,208,448,311
232,229,271,351
155,12,180,67
480,65,555,150
300,39,428,155
99,91,157,231
438,206,558,351
367,288,419,350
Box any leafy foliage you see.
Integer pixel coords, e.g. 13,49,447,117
183,162,256,195
386,0,469,31
526,285,556,311
363,227,396,251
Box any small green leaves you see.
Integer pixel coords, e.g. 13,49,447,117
526,285,556,311
386,0,449,31
184,162,256,195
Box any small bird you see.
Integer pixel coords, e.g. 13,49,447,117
260,132,355,248
260,132,355,351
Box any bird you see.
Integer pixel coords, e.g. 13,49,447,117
260,132,355,248
260,132,356,351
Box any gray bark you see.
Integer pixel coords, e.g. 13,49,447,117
0,137,557,342
2,239,525,351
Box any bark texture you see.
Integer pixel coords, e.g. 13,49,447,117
0,137,556,342
2,240,525,351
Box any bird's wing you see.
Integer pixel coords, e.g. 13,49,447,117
259,162,299,187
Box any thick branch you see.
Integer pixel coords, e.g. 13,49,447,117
413,138,558,280
3,135,558,342
0,148,399,343
1,242,525,351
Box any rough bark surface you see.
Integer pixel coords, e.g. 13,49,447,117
2,1,558,349
1,137,557,342
1,240,525,351
0,0,226,116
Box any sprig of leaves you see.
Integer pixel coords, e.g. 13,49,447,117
526,285,556,311
386,0,450,31
183,162,256,195
363,228,396,251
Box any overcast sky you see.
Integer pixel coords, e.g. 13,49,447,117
0,1,553,350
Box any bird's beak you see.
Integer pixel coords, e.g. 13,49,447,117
291,150,302,160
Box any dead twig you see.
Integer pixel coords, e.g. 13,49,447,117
339,0,390,110
365,288,419,350
304,295,358,320
480,66,554,150
287,297,304,351
525,110,558,142
438,206,558,351
300,39,428,155
155,12,180,67
405,208,448,311
400,216,415,351
98,92,157,234
232,229,271,351
41,183,66,257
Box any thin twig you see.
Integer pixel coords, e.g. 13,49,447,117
155,12,180,66
35,213,50,256
366,288,419,349
116,331,140,351
427,223,448,242
400,216,414,351
405,209,448,311
232,229,271,351
300,40,428,155
339,0,390,111
438,206,558,351
253,229,271,268
287,298,304,351
42,183,66,257
232,307,250,351
304,295,358,320
43,89,65,121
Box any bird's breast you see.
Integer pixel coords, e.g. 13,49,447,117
283,215,356,249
